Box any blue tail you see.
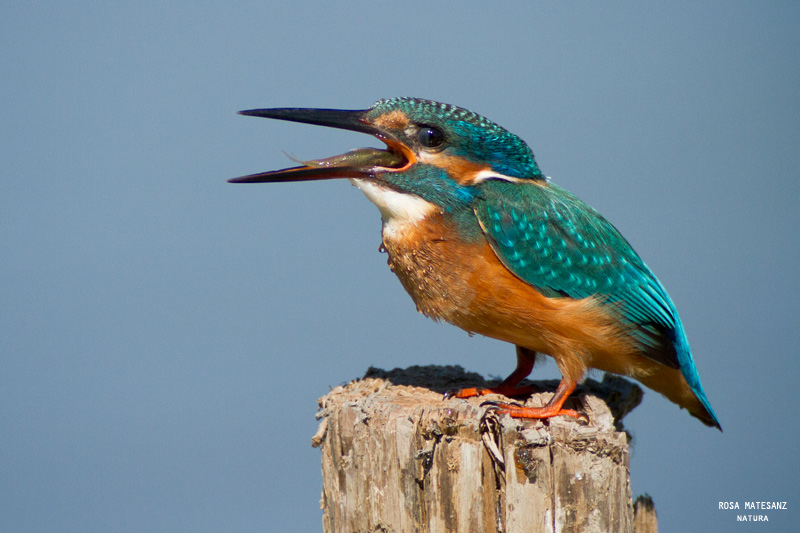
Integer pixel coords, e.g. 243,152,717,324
672,323,722,430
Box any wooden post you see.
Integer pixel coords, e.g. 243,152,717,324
313,365,654,533
633,495,658,533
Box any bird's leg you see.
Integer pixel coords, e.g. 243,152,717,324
450,346,539,399
483,378,587,421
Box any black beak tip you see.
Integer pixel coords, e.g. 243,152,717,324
236,106,376,134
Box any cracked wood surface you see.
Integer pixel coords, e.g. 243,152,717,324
313,365,651,533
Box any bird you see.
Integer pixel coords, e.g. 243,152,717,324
229,97,721,430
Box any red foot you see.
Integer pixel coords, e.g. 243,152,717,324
483,401,588,421
446,346,588,423
450,346,538,399
483,378,587,422
452,384,538,399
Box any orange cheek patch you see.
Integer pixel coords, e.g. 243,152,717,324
428,156,488,186
372,110,410,130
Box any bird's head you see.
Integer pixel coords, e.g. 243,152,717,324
230,97,544,212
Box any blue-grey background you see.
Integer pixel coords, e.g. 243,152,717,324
2,3,798,531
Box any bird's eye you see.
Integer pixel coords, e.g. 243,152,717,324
418,126,445,149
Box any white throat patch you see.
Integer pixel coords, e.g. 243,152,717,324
350,178,436,236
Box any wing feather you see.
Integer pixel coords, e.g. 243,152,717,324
474,179,680,369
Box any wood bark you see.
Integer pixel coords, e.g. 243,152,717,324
313,365,653,533
632,495,658,533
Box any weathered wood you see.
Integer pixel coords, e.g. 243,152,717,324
313,365,653,533
633,495,658,533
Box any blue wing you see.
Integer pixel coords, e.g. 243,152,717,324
474,179,682,368
473,178,720,429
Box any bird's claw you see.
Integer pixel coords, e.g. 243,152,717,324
480,400,589,424
480,400,523,410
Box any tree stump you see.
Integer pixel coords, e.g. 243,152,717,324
313,365,653,533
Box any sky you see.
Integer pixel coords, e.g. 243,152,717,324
2,2,798,531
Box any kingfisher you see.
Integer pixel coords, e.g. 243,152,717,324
230,97,721,430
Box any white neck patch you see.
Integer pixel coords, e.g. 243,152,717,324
350,178,436,235
472,169,524,184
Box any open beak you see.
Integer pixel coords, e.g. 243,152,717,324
229,107,411,183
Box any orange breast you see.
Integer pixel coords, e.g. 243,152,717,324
380,211,709,420
382,212,668,386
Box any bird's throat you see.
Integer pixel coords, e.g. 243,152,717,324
350,179,437,236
